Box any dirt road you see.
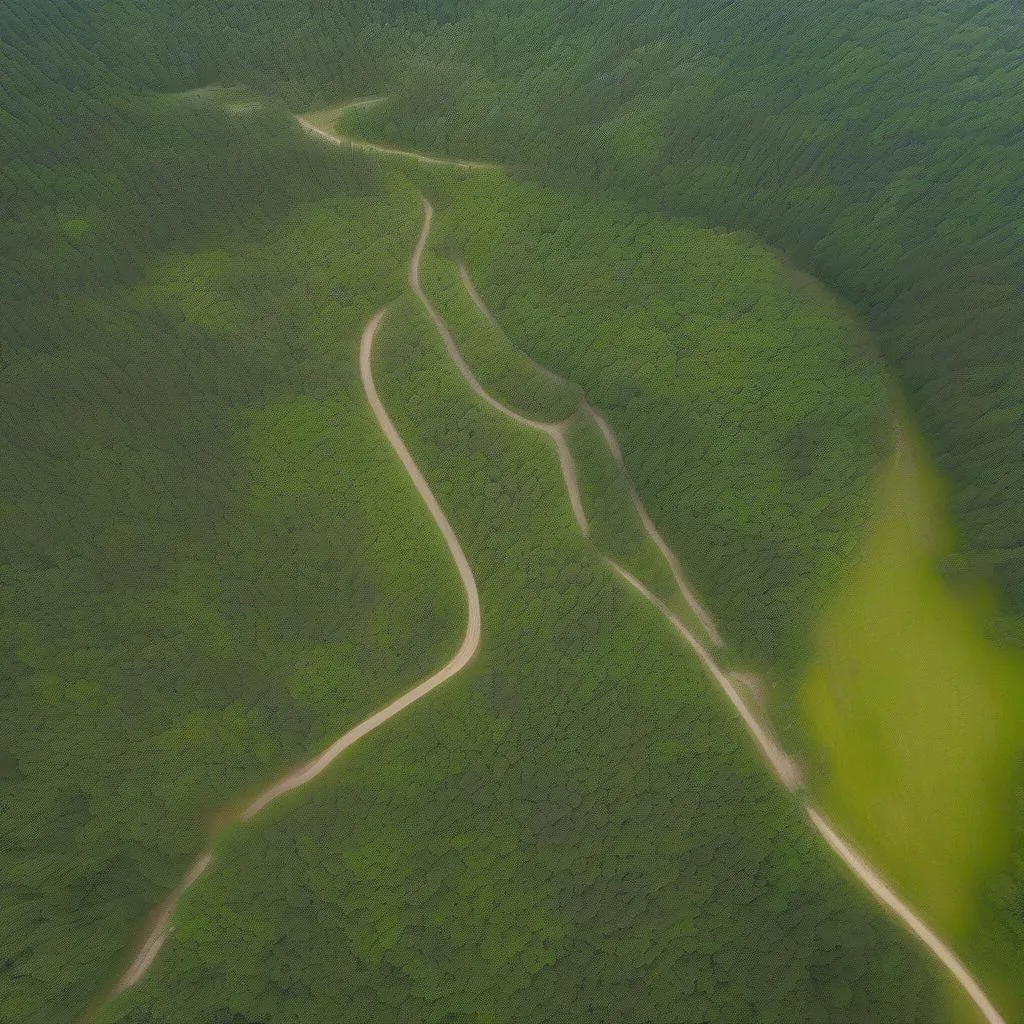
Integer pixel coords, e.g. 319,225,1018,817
297,103,497,171
108,306,481,1000
457,261,722,646
422,202,799,792
426,206,1005,1024
607,559,802,790
241,308,481,819
809,810,1005,1024
111,852,213,996
112,125,1006,1024
410,200,589,537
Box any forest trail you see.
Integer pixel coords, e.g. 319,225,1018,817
607,559,801,790
410,201,589,536
111,123,1007,1024
107,306,482,1001
418,203,1007,1024
809,811,1006,1024
456,262,722,647
298,99,498,170
240,307,482,819
421,199,799,791
111,852,213,995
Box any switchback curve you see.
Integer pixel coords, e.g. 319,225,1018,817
298,99,498,171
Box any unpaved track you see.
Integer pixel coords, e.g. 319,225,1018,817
458,265,564,385
808,811,1005,1024
108,308,481,1000
241,308,481,819
427,206,1005,1024
111,852,213,996
431,208,800,792
111,122,1006,1024
298,105,498,171
613,558,1005,1024
411,201,589,537
607,559,801,790
457,262,722,646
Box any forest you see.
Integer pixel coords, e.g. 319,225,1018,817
3,0,1024,1020
101,290,945,1024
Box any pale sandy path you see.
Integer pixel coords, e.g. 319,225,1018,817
411,201,589,537
113,129,1005,1024
109,306,481,1000
434,213,1005,1024
457,263,722,646
809,811,1006,1024
435,217,796,790
111,852,213,996
297,104,498,171
241,308,481,819
458,266,564,385
607,560,802,790
609,564,1005,1024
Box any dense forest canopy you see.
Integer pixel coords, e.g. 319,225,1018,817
4,0,1024,1020
6,0,1024,627
101,283,947,1024
363,0,1024,632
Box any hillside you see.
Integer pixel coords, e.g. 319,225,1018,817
3,1,1024,1022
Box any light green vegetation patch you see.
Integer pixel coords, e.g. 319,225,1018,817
105,292,947,1024
802,426,1024,1013
1,184,465,1022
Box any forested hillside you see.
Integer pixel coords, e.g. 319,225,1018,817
1,8,467,1012
4,0,1024,1020
102,283,945,1024
354,0,1024,637
9,0,1024,633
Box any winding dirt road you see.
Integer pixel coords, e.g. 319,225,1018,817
111,852,213,995
109,306,481,1000
425,206,1006,1024
410,201,590,537
809,810,1006,1024
298,99,497,171
607,560,801,791
242,308,481,819
426,206,799,791
109,119,1007,1024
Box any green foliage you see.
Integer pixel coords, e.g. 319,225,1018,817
431,174,887,691
103,297,947,1024
356,0,1024,635
0,184,465,1020
419,250,581,423
979,760,1024,1013
420,240,704,628
5,0,1023,1017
